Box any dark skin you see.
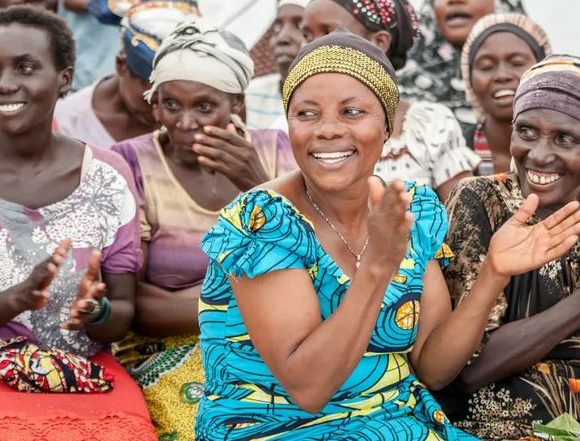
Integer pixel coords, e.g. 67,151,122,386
133,79,271,338
471,32,538,174
301,0,471,201
434,0,495,47
0,24,135,343
92,55,158,143
455,108,580,394
271,4,306,84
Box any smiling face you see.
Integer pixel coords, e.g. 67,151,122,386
471,31,537,123
153,80,235,164
511,108,580,211
434,0,495,47
271,4,305,81
287,72,388,194
0,24,71,136
301,0,370,43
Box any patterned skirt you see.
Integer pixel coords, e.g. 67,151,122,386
114,333,204,441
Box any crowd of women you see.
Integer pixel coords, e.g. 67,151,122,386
0,0,578,440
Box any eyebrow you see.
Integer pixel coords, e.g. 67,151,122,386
13,54,40,63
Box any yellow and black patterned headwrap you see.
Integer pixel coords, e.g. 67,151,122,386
282,28,399,131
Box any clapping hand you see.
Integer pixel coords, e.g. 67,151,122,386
61,251,106,330
365,178,414,268
487,195,580,277
192,124,269,191
12,239,71,312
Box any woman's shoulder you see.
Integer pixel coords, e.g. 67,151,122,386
447,173,515,205
110,132,156,160
202,186,317,278
406,100,457,124
405,181,449,261
220,185,310,235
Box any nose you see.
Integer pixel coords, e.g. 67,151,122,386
315,113,347,140
528,137,556,166
274,24,292,46
0,70,18,95
176,110,200,132
493,61,516,83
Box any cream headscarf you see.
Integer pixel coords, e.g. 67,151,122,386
144,20,254,102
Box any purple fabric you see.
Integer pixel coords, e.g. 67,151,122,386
91,147,143,274
112,129,295,291
0,322,38,344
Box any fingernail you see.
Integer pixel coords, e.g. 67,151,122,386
194,133,202,140
203,126,212,133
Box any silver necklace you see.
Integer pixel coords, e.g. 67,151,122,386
305,186,369,268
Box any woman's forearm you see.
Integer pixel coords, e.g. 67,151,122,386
133,282,200,337
270,262,396,413
457,291,580,393
413,261,509,390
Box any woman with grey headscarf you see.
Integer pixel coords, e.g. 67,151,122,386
111,20,296,441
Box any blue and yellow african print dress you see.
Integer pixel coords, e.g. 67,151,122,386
196,183,477,441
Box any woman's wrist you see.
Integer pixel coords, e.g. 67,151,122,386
479,258,510,291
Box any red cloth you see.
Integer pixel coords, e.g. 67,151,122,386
0,352,157,441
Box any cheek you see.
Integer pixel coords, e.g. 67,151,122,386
472,0,496,18
433,2,447,29
471,71,489,96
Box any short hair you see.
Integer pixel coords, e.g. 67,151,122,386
0,5,75,71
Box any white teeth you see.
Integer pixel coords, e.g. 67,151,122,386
527,170,562,185
0,103,25,113
493,89,515,99
312,151,354,160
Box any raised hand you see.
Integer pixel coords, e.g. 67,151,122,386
61,251,106,330
364,177,414,268
487,195,580,277
11,239,71,312
192,124,270,191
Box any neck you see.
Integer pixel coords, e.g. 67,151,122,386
0,124,54,165
304,177,370,232
484,116,512,157
160,132,203,171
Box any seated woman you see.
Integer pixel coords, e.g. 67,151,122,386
301,0,481,201
440,55,580,440
111,20,295,441
54,1,200,148
195,30,580,440
0,6,156,439
461,13,551,175
397,0,525,137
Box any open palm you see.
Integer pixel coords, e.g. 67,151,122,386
488,195,580,277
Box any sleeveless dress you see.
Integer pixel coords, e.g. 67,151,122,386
196,183,477,440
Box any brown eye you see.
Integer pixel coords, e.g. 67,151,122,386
517,126,537,140
555,133,577,148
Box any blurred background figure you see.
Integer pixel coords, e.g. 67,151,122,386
57,0,121,91
461,13,550,175
397,0,525,137
245,0,309,132
54,0,200,148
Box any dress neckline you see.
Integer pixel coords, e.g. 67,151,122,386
0,145,92,213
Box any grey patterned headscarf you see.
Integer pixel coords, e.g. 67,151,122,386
144,20,254,102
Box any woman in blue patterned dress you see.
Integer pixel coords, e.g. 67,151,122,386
195,30,580,440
